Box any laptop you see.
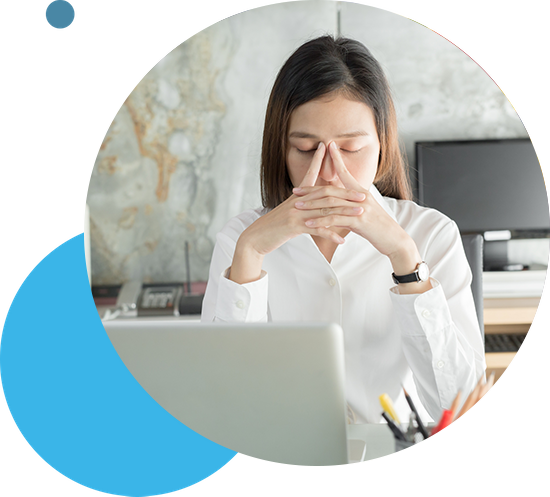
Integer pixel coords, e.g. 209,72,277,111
103,320,360,465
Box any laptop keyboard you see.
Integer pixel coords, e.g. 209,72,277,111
484,333,527,353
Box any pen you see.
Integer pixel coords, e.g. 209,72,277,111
430,409,453,436
381,411,407,441
379,393,401,425
402,386,429,440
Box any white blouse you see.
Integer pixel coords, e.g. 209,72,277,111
201,185,486,424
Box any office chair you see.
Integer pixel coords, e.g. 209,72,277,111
461,234,484,339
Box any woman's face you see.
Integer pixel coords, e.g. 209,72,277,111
286,92,380,189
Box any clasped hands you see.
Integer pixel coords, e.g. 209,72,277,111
292,141,410,261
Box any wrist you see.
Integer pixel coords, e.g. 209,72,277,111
235,232,265,261
388,237,421,276
230,236,265,284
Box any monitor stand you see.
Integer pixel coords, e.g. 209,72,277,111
483,240,527,271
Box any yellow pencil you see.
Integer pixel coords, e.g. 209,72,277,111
379,393,401,425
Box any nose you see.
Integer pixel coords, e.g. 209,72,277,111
318,145,338,183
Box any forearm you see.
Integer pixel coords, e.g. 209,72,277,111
229,236,265,285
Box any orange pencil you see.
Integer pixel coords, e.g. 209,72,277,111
458,383,502,443
455,373,495,443
445,373,485,444
449,390,462,420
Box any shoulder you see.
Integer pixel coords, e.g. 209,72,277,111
217,207,268,242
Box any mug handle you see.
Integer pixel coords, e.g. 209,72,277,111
504,370,544,431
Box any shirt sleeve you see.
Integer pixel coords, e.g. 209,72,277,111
201,231,269,323
389,220,486,421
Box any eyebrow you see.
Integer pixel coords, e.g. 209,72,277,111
288,130,370,139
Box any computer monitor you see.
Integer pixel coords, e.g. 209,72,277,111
416,138,550,269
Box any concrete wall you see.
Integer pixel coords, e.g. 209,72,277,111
86,1,545,286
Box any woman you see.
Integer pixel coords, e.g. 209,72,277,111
201,35,486,424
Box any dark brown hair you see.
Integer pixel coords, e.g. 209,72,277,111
260,35,411,209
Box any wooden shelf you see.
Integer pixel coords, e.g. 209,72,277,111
483,297,540,326
485,352,516,370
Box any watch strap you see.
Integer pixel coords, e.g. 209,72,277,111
392,272,420,284
392,261,428,285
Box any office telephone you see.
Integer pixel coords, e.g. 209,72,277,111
116,281,203,317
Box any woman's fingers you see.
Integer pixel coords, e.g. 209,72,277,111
306,226,346,244
293,185,366,202
298,205,364,218
295,196,363,211
328,141,365,191
304,214,358,229
299,142,325,188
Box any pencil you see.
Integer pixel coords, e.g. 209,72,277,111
451,373,495,443
402,386,430,439
445,373,485,444
449,390,462,420
455,373,495,443
379,393,401,425
458,383,502,443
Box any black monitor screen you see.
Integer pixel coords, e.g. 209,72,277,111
416,139,550,234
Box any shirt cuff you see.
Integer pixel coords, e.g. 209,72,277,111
215,267,268,322
389,278,452,338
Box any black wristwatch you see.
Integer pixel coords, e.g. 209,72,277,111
392,261,430,285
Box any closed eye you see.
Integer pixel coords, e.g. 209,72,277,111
296,147,362,154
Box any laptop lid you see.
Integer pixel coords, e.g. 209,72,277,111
103,320,349,465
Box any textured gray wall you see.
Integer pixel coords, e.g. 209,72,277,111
87,1,538,286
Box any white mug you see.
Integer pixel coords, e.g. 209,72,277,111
504,349,550,440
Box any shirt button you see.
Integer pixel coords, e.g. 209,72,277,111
422,309,431,318
437,360,445,369
329,278,336,287
236,300,245,309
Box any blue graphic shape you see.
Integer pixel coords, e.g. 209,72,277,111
0,235,235,496
0,0,83,101
48,0,74,28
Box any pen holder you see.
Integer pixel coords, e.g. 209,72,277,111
395,438,475,468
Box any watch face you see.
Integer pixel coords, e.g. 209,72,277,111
418,262,429,282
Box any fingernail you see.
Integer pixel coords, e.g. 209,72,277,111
337,236,345,244
295,201,305,207
293,187,302,193
317,142,324,150
305,220,315,227
330,142,337,150
353,206,363,213
354,191,366,200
